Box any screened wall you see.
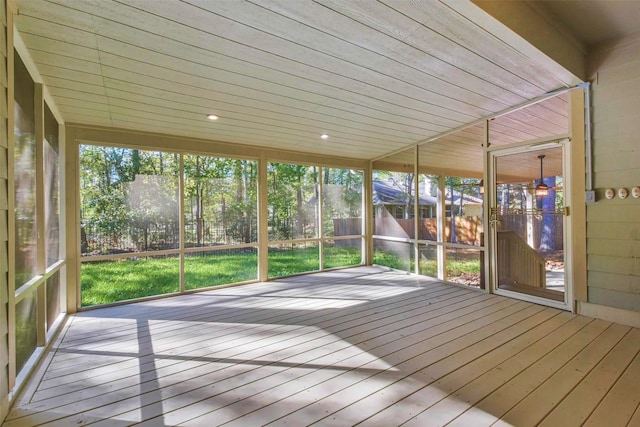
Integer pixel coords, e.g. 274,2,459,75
267,163,363,278
79,151,364,306
372,124,485,287
12,51,65,383
79,146,259,306
372,148,415,273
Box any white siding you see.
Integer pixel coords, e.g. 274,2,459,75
588,34,640,312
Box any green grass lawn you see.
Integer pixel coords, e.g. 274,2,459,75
81,246,363,306
184,251,258,291
81,256,181,306
267,245,320,277
372,250,411,271
81,246,478,307
323,245,362,269
267,245,362,277
374,246,481,283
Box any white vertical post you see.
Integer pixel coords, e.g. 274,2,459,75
364,161,373,265
178,154,185,293
414,146,420,275
258,154,268,281
437,175,446,280
58,124,67,311
482,119,491,293
526,187,534,248
64,128,79,314
318,166,324,270
569,88,587,306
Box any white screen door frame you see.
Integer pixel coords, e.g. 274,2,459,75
486,140,573,311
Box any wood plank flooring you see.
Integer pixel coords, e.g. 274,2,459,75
4,266,640,426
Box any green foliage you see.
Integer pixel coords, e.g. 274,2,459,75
80,146,180,253
184,155,257,245
15,296,37,374
446,256,481,275
266,245,360,277
267,163,318,240
267,164,363,241
79,150,366,306
373,248,412,271
80,147,259,253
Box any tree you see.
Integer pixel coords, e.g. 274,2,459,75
80,146,179,253
322,168,363,236
183,155,257,246
267,163,317,240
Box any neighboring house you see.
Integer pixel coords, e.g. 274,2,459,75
373,179,437,219
373,179,483,219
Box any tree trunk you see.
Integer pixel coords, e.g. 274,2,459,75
296,182,303,237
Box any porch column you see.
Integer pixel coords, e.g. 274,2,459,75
437,175,446,280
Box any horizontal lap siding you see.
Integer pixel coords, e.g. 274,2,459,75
588,35,640,312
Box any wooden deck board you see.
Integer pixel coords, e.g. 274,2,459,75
447,318,611,426
583,345,640,427
537,327,640,426
3,267,640,427
300,307,559,427
400,314,592,426
156,300,527,426
235,303,537,427
33,289,461,399
358,310,575,427
492,322,630,426
76,292,506,425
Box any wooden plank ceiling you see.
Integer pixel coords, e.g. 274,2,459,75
373,92,568,180
15,0,578,162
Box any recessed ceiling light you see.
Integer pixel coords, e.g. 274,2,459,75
320,133,329,139
206,114,219,120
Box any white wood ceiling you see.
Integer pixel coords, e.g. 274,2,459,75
16,0,578,161
373,92,568,180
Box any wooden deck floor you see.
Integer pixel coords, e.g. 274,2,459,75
4,266,640,427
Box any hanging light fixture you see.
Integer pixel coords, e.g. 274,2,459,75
535,154,549,197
